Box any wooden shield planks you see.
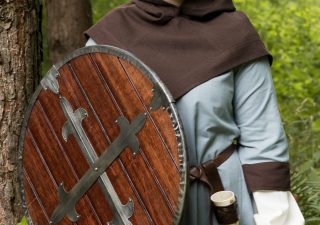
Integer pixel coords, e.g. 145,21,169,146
19,46,187,225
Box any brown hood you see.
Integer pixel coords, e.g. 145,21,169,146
135,0,235,19
85,0,271,99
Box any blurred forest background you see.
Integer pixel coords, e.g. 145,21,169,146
1,0,319,224
234,1,320,223
41,0,320,224
86,0,320,224
57,0,320,222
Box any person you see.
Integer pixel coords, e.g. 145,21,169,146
85,0,305,224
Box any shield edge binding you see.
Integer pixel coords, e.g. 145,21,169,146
17,45,188,225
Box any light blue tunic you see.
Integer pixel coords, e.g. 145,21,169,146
177,57,289,225
85,39,290,225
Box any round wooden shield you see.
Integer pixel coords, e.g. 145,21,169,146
18,46,188,225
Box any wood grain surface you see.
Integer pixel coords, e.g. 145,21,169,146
21,51,185,225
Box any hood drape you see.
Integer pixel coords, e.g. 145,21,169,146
85,0,271,99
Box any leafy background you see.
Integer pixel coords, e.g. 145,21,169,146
19,0,320,224
235,1,320,223
92,0,320,223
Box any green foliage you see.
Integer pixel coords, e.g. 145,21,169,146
76,0,320,223
234,0,320,223
91,0,128,23
37,0,320,223
291,165,320,224
16,217,27,225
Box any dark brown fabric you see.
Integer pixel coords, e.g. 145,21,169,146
214,202,239,224
189,144,236,225
242,162,291,192
189,144,235,194
85,0,272,99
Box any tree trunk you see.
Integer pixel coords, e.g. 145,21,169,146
0,0,42,224
46,0,92,64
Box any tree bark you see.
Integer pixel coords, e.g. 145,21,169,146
0,0,42,224
46,0,92,64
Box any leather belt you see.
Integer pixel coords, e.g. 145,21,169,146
189,143,236,195
189,143,236,224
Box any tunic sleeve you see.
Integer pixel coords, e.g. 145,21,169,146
253,191,305,225
234,58,305,224
233,57,290,191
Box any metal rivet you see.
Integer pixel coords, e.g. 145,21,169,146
115,120,118,123
144,112,147,116
149,107,153,110
94,167,98,171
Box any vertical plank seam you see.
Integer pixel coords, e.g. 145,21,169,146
28,128,59,188
37,100,102,225
116,57,177,213
89,54,175,216
118,58,180,172
118,161,155,225
90,54,174,221
28,129,81,224
23,168,50,223
66,61,155,224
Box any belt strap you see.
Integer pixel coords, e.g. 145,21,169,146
189,143,236,195
189,144,236,225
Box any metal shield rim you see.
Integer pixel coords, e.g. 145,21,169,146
18,45,188,225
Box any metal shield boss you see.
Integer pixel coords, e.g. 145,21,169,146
19,46,188,225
